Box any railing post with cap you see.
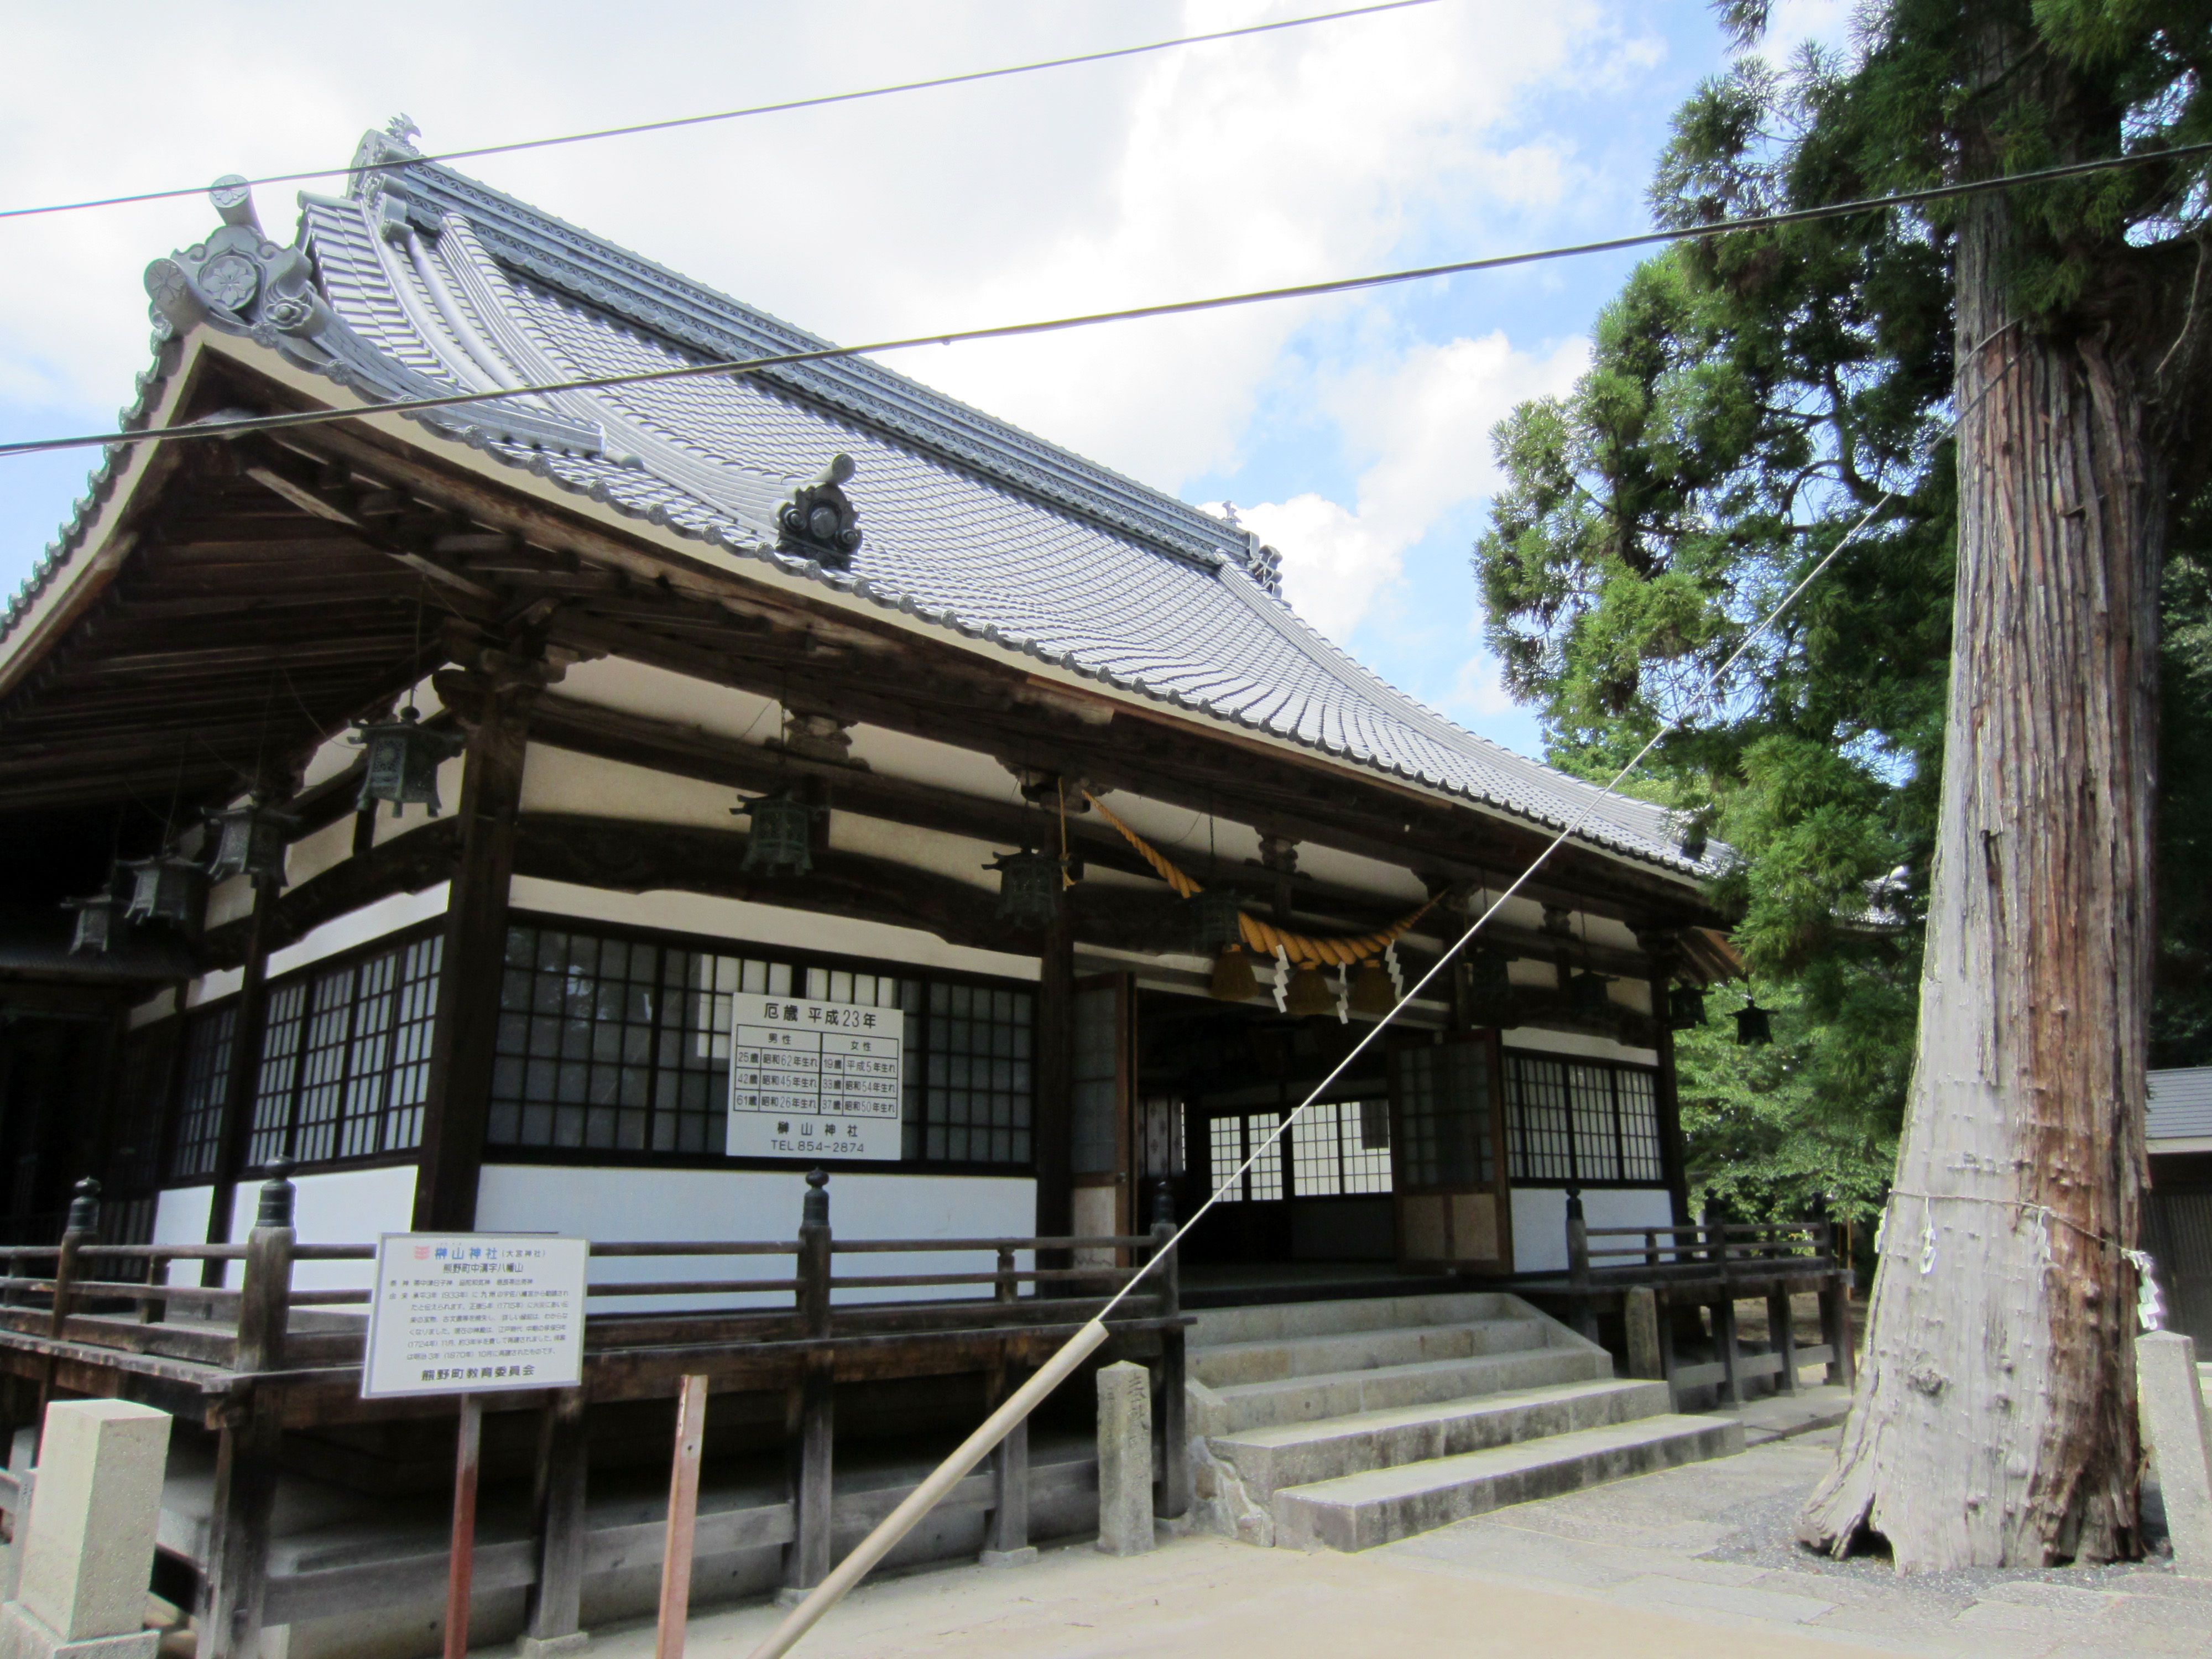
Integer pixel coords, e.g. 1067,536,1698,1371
50,1178,99,1339
235,1159,295,1376
785,1170,834,1596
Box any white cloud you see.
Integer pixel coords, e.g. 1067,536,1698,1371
1243,330,1588,638
0,0,1639,493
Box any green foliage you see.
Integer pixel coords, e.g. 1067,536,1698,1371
1676,979,1905,1229
1477,0,2212,1215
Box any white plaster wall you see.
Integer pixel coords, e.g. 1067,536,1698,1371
128,989,177,1030
265,884,450,980
286,816,355,890
1511,1185,1676,1274
826,813,1000,892
221,1164,416,1291
520,744,738,830
555,655,780,745
508,877,1037,980
476,1164,1036,1312
151,1186,212,1286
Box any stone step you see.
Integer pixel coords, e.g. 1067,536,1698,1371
1196,1343,1613,1436
1208,1378,1671,1498
1188,1291,1525,1349
1272,1413,1745,1552
1189,1317,1551,1389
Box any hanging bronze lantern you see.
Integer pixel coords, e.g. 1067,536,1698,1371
1465,946,1515,1025
1735,992,1772,1047
352,707,461,818
64,876,129,954
987,847,1063,929
1568,969,1614,1022
204,799,301,887
121,852,206,933
733,789,818,877
1188,887,1245,956
1349,958,1396,1018
1285,962,1335,1019
1668,984,1707,1031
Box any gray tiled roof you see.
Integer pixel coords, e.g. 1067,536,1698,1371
14,132,1709,880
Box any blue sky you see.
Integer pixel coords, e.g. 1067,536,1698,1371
0,1,1845,760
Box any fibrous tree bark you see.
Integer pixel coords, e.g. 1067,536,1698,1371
1798,12,2201,1566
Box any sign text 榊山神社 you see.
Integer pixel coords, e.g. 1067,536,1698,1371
361,1234,588,1399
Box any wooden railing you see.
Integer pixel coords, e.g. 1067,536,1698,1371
0,1168,1183,1389
0,1168,1190,1659
1552,1186,1855,1408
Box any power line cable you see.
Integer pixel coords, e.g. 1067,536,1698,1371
1,140,2199,464
0,0,1442,224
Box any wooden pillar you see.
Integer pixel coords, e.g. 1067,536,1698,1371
1713,1294,1744,1408
206,868,284,1276
982,1357,1032,1565
1033,904,1075,1248
202,1395,280,1659
413,658,546,1231
1819,1272,1856,1389
1150,1188,1189,1520
1637,933,1694,1229
785,1171,833,1595
1767,1285,1798,1395
523,1389,590,1656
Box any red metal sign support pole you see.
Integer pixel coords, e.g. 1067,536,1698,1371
445,1394,483,1659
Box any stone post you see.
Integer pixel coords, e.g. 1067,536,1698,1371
2137,1331,2212,1574
1624,1286,1663,1381
1094,1361,1154,1557
1,1400,173,1659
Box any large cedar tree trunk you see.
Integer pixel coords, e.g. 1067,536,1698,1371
1797,142,2161,1564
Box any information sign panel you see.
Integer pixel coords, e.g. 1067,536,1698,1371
727,992,903,1160
362,1233,588,1399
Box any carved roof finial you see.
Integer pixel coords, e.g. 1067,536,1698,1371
385,113,422,151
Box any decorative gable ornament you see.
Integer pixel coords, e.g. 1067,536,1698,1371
351,707,462,818
204,799,302,888
121,853,206,933
733,789,820,878
778,455,863,565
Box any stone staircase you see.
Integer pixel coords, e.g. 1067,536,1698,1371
1187,1290,1742,1551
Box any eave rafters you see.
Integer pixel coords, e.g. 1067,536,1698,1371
0,356,1720,934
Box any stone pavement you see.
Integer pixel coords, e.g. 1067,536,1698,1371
582,1390,2210,1659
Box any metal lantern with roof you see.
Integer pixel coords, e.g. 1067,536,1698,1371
64,874,130,954
733,789,820,878
1736,989,1773,1047
1188,888,1245,956
1568,969,1614,1022
204,799,302,888
988,847,1063,929
351,707,460,818
121,852,206,933
1668,984,1708,1031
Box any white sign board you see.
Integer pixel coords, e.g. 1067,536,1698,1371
727,992,904,1160
362,1234,588,1399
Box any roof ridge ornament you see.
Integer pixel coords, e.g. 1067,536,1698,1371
778,454,863,566
385,113,422,153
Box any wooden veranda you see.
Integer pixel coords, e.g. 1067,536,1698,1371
0,1167,1190,1659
